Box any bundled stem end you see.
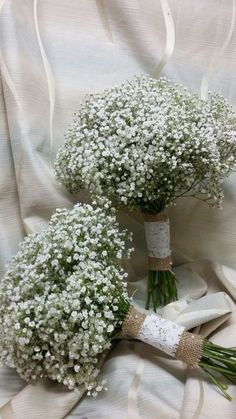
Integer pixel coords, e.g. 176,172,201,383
145,269,178,311
199,340,236,400
119,307,236,401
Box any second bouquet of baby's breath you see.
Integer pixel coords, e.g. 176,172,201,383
0,203,133,394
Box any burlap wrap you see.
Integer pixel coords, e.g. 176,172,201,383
176,331,204,367
122,307,204,367
148,255,172,271
144,213,169,222
121,306,146,338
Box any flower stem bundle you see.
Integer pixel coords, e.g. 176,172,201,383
146,269,177,310
122,306,236,401
144,212,177,309
55,76,236,309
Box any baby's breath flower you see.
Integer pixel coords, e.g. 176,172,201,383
0,203,132,394
55,75,236,211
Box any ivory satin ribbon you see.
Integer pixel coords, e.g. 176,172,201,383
153,0,175,78
33,0,55,168
0,379,83,419
0,402,16,419
127,349,144,419
200,0,236,100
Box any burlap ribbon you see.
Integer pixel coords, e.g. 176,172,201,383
122,306,146,338
144,213,169,222
176,331,204,367
148,255,172,271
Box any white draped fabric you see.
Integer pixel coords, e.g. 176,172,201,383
1,1,236,418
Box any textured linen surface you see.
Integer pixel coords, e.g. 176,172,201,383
1,1,236,418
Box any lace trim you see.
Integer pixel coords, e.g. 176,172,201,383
144,213,172,271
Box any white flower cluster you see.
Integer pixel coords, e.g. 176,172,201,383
55,76,236,212
0,203,132,395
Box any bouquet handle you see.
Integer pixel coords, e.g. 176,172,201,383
122,306,236,400
144,212,178,309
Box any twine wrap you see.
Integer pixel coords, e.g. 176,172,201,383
176,331,204,367
144,212,172,271
148,255,172,271
144,213,168,222
121,306,146,338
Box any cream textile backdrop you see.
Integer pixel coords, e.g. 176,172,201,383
1,1,236,418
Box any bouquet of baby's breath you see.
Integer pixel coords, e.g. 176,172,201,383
1,203,236,400
55,75,236,310
0,203,132,395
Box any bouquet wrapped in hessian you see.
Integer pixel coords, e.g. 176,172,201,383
1,203,236,400
54,76,236,310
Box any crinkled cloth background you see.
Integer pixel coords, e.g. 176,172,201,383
1,1,236,418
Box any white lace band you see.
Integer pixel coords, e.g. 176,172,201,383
144,218,171,259
136,313,185,356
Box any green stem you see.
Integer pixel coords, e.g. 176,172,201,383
198,340,236,400
204,342,236,355
151,273,156,311
203,351,236,368
199,361,236,376
145,274,151,310
145,269,178,311
201,367,232,401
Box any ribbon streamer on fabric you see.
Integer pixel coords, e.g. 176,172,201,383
200,0,236,100
0,0,22,110
0,379,82,419
95,0,117,86
0,0,6,12
0,401,16,419
127,349,144,419
153,0,175,78
33,0,55,168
